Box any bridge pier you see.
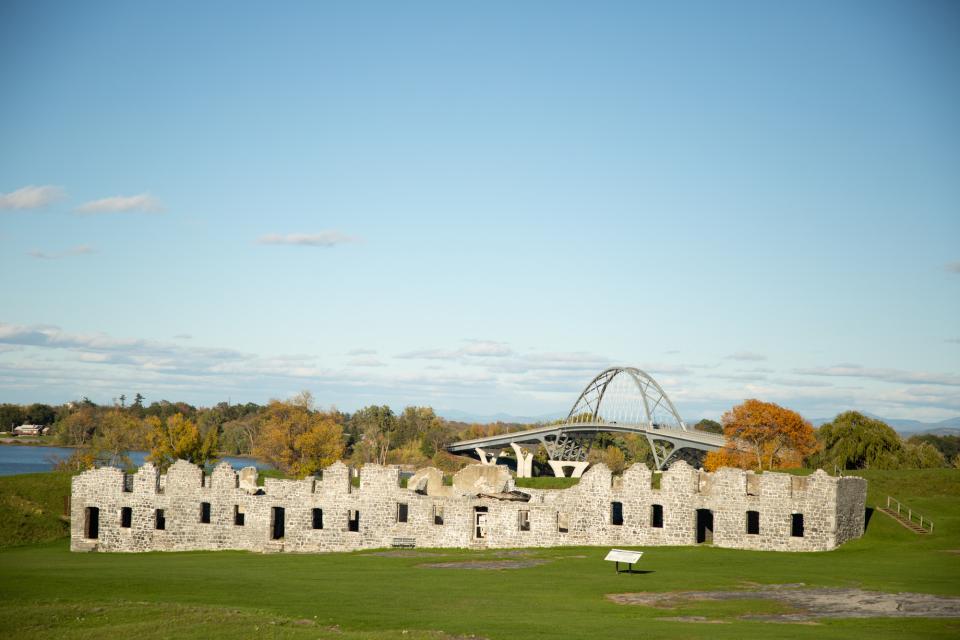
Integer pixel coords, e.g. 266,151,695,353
510,443,535,478
547,460,590,478
474,447,501,466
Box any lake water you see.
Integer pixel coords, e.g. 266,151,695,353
0,444,272,476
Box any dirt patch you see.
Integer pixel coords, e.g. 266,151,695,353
608,586,960,621
658,616,729,624
419,559,549,570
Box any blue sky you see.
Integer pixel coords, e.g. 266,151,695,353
1,1,958,421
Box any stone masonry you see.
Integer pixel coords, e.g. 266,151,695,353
70,460,867,553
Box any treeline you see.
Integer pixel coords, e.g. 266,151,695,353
0,393,533,476
704,401,959,473
2,397,957,477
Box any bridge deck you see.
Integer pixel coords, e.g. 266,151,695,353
447,421,726,452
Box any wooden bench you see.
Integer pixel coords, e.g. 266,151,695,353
391,537,416,549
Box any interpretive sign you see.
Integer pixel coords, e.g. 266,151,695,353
604,548,643,573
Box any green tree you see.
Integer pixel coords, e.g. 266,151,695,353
147,414,218,471
907,434,960,461
349,405,397,465
588,445,627,474
25,403,56,426
253,399,344,476
0,404,25,431
91,411,142,468
902,441,946,469
813,411,907,470
694,418,723,434
56,406,99,447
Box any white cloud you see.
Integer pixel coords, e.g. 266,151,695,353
173,334,193,340
257,231,355,247
346,348,377,356
462,340,512,357
725,351,767,361
397,348,460,360
347,356,386,368
0,185,64,209
946,262,960,274
27,245,96,260
794,364,960,387
76,193,162,213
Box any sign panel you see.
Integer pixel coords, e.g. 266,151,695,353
604,549,643,563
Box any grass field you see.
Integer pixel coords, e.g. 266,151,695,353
1,469,958,639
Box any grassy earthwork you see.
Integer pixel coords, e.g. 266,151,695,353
0,469,958,639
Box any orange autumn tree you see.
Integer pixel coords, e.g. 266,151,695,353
704,399,817,471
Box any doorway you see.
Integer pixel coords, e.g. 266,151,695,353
271,507,285,540
695,509,713,544
84,506,99,539
474,507,488,539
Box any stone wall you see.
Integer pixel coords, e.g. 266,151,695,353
70,460,866,553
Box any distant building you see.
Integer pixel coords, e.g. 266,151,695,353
13,424,50,436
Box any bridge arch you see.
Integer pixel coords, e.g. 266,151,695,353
566,367,686,432
446,366,723,473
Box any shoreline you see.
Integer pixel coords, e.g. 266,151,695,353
0,438,266,462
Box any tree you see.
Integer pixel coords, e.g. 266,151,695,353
902,441,945,469
813,411,907,470
588,445,627,474
253,400,344,476
25,403,56,426
694,419,723,434
147,414,218,471
711,399,817,471
0,404,25,431
56,406,99,447
907,434,960,462
91,410,143,468
349,405,397,465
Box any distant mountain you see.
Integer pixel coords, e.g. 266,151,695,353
810,412,960,435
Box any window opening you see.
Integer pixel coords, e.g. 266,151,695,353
518,510,530,532
791,513,804,537
746,510,760,535
651,504,664,528
611,501,623,526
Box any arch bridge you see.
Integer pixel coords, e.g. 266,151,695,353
446,367,724,477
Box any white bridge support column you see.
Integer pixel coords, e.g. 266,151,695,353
475,447,500,466
547,460,590,478
510,443,535,478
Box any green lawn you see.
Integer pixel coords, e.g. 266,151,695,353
1,469,958,639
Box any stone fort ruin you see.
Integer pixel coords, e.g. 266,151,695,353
71,459,867,553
